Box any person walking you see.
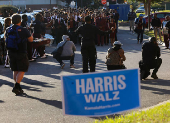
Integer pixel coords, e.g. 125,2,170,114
162,16,169,49
75,16,114,73
4,14,33,95
105,41,126,70
128,9,136,33
151,13,162,42
108,17,116,46
135,14,146,44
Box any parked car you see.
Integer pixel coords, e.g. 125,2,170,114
143,12,170,28
136,6,145,13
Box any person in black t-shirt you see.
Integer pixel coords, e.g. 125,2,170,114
139,37,162,80
4,14,33,95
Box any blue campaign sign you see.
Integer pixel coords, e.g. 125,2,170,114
61,69,140,116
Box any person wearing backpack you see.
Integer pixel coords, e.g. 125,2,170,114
4,14,33,95
105,41,126,70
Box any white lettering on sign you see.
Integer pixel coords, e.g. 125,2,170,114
84,92,120,103
76,75,126,103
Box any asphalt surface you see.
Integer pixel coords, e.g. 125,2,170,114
0,26,170,123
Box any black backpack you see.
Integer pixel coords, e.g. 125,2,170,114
51,41,67,58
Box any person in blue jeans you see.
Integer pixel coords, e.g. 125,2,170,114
135,14,146,44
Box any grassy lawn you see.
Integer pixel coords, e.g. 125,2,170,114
94,102,170,123
144,29,164,41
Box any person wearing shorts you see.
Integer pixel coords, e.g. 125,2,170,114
5,14,33,95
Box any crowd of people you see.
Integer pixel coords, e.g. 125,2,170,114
0,7,164,95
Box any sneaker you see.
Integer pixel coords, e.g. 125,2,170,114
151,74,158,79
4,65,10,68
41,55,47,59
29,59,36,62
70,65,75,68
19,86,24,93
61,63,65,69
12,87,23,95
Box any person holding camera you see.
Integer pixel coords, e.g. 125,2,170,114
139,37,162,80
52,35,76,69
105,41,126,70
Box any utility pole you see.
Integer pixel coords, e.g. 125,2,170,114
50,0,51,9
148,0,151,30
81,0,83,8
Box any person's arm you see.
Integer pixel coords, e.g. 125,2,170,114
28,36,33,42
157,46,161,58
95,25,113,35
74,25,82,35
119,49,126,61
72,42,76,51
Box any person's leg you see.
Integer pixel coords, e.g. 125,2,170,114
129,20,132,31
89,48,96,72
132,21,135,33
70,54,75,66
164,35,169,48
13,71,19,82
110,38,113,46
55,56,63,65
154,28,158,41
101,36,104,46
140,31,143,43
137,31,140,43
107,65,114,70
152,58,162,76
158,28,162,41
81,47,89,73
15,71,25,84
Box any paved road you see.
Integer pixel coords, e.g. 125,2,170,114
0,26,170,123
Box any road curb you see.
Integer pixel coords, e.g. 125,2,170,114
139,100,170,112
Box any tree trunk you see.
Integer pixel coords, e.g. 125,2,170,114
144,2,148,15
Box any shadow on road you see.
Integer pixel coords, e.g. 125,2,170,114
141,79,170,95
20,93,62,109
0,100,4,103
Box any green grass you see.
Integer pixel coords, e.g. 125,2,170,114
144,30,164,41
94,102,170,123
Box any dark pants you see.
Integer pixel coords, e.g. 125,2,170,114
164,34,169,48
55,54,75,65
137,30,143,43
27,42,33,60
81,46,96,73
97,35,104,46
115,30,118,41
139,58,162,79
107,65,125,70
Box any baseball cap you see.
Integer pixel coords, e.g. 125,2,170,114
113,41,123,46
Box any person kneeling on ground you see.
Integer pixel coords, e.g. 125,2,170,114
139,37,162,80
52,35,76,69
105,41,126,70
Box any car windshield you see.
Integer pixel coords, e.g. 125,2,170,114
138,6,144,9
